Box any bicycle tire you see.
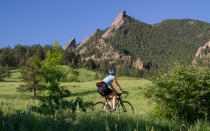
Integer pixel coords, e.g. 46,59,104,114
92,102,110,113
117,101,134,114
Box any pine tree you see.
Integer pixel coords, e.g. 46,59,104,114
17,56,42,99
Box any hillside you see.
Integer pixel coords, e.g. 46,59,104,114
74,11,210,73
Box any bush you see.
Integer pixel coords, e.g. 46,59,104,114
31,41,91,116
144,63,210,121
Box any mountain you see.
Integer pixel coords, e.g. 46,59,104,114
74,11,210,72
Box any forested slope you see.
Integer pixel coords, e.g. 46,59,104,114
76,11,210,73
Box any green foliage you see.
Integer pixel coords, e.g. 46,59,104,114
31,41,91,115
0,43,81,69
129,67,143,78
17,57,42,98
61,66,79,82
0,65,6,81
62,49,80,68
144,62,210,121
83,59,97,70
0,47,15,66
31,41,69,115
0,65,11,81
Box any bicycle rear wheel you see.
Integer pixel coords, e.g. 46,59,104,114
92,102,109,113
117,101,134,114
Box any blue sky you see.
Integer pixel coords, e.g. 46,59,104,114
0,0,210,48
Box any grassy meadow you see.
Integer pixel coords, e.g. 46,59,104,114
0,68,210,131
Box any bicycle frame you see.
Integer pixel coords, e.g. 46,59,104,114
92,92,134,114
104,93,127,109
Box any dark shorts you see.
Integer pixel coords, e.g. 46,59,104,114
98,84,113,97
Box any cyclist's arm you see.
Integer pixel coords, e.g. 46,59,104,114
110,84,117,93
113,78,124,92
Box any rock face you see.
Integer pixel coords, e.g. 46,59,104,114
101,11,126,38
133,58,143,70
75,11,144,70
192,40,210,65
63,37,76,50
76,29,99,49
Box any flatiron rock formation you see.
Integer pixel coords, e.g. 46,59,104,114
63,37,76,50
101,11,126,38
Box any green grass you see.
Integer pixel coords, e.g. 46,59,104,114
62,77,154,114
0,67,210,131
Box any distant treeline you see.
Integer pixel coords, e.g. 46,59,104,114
0,44,80,67
0,44,145,78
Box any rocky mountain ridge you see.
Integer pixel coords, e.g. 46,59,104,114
101,11,126,38
74,11,144,69
64,11,210,71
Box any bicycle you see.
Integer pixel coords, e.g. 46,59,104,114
92,92,134,114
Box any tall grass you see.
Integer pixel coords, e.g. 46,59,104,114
1,110,210,131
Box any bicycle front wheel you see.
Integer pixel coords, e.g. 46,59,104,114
92,102,108,113
117,101,134,114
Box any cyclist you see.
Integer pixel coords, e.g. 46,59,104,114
96,69,128,111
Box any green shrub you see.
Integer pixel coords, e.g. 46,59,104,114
31,41,92,116
144,62,210,121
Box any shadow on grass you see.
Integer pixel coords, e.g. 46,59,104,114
71,90,97,97
10,67,20,70
0,110,185,131
0,94,33,100
2,79,21,82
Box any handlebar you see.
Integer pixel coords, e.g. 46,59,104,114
117,92,129,98
104,92,129,101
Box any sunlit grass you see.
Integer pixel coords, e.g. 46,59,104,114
0,67,210,130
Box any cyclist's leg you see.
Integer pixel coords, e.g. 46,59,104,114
103,96,111,109
108,91,117,109
99,84,116,109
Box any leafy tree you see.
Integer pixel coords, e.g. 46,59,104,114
31,41,92,115
144,62,210,121
17,57,42,99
